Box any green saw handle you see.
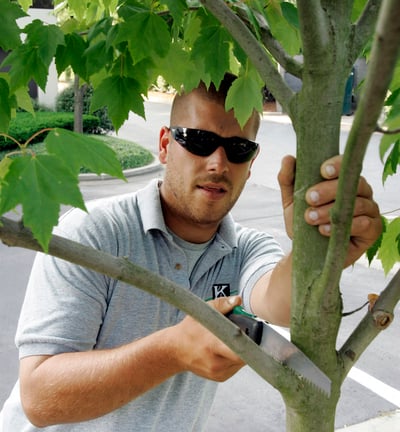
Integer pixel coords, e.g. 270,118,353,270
226,306,263,345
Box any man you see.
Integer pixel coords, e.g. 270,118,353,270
1,74,381,431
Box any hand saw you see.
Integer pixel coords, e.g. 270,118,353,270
227,306,331,396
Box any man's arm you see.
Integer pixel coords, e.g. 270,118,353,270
250,155,382,326
20,296,244,427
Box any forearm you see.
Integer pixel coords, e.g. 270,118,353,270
251,253,292,327
20,327,182,427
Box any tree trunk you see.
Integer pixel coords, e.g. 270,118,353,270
73,74,84,133
282,5,353,429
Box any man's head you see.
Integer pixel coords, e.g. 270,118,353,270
158,73,262,243
170,73,261,138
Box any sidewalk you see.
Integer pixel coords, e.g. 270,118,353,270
336,410,400,431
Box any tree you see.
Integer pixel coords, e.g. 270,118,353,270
0,1,400,431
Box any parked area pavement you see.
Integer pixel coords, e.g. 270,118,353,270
1,97,399,431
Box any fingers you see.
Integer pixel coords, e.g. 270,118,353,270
208,295,242,315
305,177,373,208
278,155,296,239
278,153,382,267
319,156,342,180
174,296,245,382
305,195,379,229
304,155,382,266
277,155,296,210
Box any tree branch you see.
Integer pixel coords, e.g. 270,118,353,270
0,216,299,395
232,5,303,78
339,269,400,378
375,126,400,135
200,0,294,115
320,0,400,311
350,0,382,61
259,26,303,78
297,0,329,63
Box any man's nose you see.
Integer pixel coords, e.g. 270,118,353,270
206,146,229,172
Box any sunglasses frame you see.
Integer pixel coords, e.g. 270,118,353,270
170,126,259,164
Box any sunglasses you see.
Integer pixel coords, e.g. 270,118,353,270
170,127,259,164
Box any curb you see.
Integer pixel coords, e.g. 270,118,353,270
78,155,162,182
335,410,400,431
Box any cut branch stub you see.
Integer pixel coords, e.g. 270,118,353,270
372,309,394,329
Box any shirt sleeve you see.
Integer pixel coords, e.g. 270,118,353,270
236,226,284,314
16,205,117,359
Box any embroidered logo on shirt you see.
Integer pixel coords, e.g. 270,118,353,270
212,284,231,299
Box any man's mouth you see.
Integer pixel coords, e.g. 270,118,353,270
197,183,228,199
200,184,227,193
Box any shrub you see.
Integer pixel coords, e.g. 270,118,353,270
0,135,154,174
0,112,100,151
56,85,114,133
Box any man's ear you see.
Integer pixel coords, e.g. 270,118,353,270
159,126,170,164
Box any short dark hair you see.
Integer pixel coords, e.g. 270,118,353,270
171,73,261,134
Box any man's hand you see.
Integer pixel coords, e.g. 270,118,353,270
172,296,245,382
278,154,382,267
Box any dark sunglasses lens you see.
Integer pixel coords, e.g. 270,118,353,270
173,128,217,156
225,141,258,163
172,127,258,163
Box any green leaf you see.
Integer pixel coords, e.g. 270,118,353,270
351,0,368,22
379,134,400,161
0,78,11,132
24,20,65,67
225,67,264,129
281,2,299,29
154,43,201,92
378,217,400,274
14,87,35,115
192,22,232,89
3,45,49,91
117,11,171,63
91,76,145,130
0,0,27,51
382,140,400,183
87,17,113,43
55,32,88,78
265,3,301,56
3,20,64,91
67,0,88,21
366,216,387,264
162,0,187,23
84,40,114,77
45,129,125,180
0,156,12,184
0,154,86,251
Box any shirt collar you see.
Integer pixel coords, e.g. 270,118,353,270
137,179,238,248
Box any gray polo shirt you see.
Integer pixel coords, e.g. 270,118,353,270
1,179,283,431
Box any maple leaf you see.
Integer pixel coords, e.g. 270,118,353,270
91,76,145,131
45,129,125,180
0,0,27,51
0,154,86,251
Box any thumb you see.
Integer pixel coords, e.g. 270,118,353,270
277,155,296,210
208,296,242,315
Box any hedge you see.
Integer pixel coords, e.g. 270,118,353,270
56,85,114,133
0,112,100,151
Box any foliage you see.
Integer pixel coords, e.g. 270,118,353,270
89,135,154,172
56,85,114,133
0,112,100,151
0,134,154,173
0,127,124,250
